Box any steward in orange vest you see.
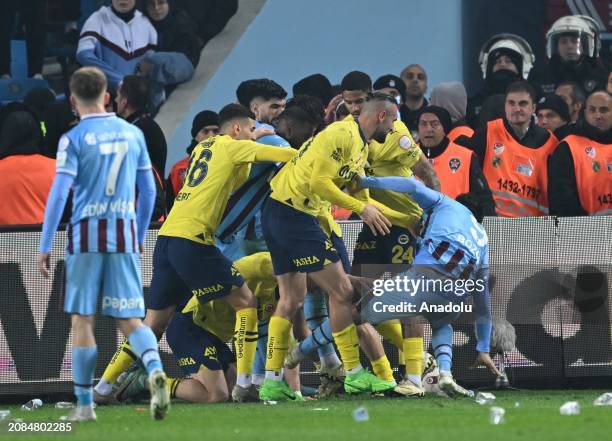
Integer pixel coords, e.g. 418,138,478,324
468,82,558,217
418,106,496,216
548,91,612,216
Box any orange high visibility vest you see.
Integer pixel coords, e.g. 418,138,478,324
427,141,472,199
483,119,557,217
448,125,474,143
565,135,612,215
169,156,189,196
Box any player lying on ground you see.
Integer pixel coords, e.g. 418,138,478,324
94,104,296,404
357,175,502,396
259,92,422,401
38,67,169,421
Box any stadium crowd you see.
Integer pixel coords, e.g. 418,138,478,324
0,4,610,419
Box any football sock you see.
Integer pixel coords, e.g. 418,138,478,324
128,326,163,374
265,316,292,379
404,337,424,387
304,291,336,359
235,307,258,387
432,324,453,372
375,320,404,351
371,355,395,382
73,346,97,407
298,318,333,356
99,341,137,387
166,377,182,398
320,352,342,369
332,323,360,371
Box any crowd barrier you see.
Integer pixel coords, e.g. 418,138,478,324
0,217,610,397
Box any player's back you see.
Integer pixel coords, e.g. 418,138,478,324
159,135,265,245
422,196,489,268
270,119,366,216
57,113,150,253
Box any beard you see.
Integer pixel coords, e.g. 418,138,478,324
371,129,388,143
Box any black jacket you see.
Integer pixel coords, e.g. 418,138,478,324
421,137,497,217
548,120,612,216
152,9,202,67
529,56,608,96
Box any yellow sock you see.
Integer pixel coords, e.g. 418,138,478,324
265,316,292,373
101,341,137,384
404,337,424,378
234,307,258,375
398,349,405,366
371,355,394,382
166,377,182,398
375,320,404,351
332,323,360,371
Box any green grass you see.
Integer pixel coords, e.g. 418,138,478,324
2,390,611,441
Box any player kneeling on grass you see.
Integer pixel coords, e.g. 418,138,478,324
38,67,169,421
116,253,280,403
357,175,502,396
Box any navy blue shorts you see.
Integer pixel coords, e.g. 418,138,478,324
262,198,340,275
330,232,351,273
147,236,244,310
166,312,235,375
352,224,417,266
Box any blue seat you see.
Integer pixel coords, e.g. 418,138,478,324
0,78,51,106
10,40,28,79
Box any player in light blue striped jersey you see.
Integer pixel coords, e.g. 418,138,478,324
38,67,168,422
358,175,502,396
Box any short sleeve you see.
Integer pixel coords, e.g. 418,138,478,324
226,140,266,164
55,135,79,176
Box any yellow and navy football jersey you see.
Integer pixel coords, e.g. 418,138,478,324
159,135,292,245
270,119,369,216
181,252,278,342
364,118,423,220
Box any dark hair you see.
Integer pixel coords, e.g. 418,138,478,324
0,110,41,158
455,193,485,223
505,80,537,103
341,71,372,93
275,107,316,127
235,79,287,107
119,75,149,110
218,103,255,127
69,67,107,103
286,94,325,132
556,81,586,104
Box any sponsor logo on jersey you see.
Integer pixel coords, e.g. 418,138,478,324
178,357,196,366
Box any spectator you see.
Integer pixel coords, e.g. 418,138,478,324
340,71,371,119
292,73,334,110
285,94,325,134
469,81,558,217
41,101,79,158
468,34,535,128
429,81,473,142
373,74,406,106
0,1,46,79
399,64,428,134
608,71,612,94
0,110,55,224
23,87,56,122
140,0,200,110
166,109,218,207
115,75,167,220
531,15,608,95
555,81,586,124
548,91,612,216
175,0,237,47
77,0,157,91
536,94,572,140
417,105,495,216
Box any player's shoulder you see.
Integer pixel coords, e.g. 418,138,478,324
318,119,359,145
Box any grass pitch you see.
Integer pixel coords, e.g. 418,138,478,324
2,390,611,441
